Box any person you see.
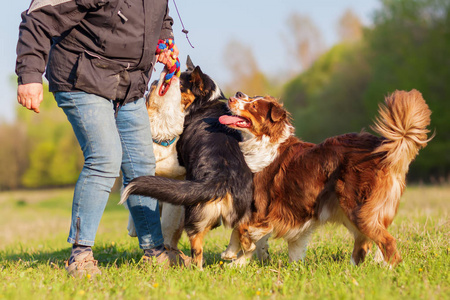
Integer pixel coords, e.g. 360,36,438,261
16,0,189,277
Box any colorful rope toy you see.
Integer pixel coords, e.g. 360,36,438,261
156,39,181,96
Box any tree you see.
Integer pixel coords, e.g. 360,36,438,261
337,9,363,43
282,43,370,142
0,123,28,190
222,39,272,97
284,13,325,73
283,0,450,182
364,0,450,181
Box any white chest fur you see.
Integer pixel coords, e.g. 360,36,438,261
239,125,293,173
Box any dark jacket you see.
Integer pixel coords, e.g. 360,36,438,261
16,0,174,103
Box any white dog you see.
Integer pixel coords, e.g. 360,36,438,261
124,69,186,249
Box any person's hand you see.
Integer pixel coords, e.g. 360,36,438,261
156,43,179,69
17,82,43,113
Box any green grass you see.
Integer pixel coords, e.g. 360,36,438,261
0,186,449,299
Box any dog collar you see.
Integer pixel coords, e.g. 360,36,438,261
153,137,177,147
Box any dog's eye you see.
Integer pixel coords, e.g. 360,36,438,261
252,104,257,109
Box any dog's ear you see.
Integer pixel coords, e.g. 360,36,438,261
270,103,286,123
186,55,195,71
191,66,205,91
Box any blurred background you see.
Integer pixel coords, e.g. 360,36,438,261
1,0,449,191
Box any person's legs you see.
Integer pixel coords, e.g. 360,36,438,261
55,91,122,276
116,97,164,249
55,92,122,246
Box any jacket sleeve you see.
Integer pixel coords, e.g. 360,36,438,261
15,0,107,85
158,1,174,41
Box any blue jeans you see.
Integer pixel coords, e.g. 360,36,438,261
54,91,164,250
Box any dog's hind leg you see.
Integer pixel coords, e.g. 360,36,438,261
189,227,211,270
221,228,240,260
353,221,401,266
370,229,401,266
342,220,373,265
161,203,185,249
287,224,316,262
340,192,400,266
233,223,273,266
350,233,373,265
350,199,401,266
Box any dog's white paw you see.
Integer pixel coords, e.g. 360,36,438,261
228,257,249,268
246,243,256,252
373,247,384,263
221,250,238,261
226,250,252,267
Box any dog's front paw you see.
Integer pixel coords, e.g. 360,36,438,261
226,250,252,267
221,250,238,261
228,257,249,267
373,247,384,263
242,242,256,252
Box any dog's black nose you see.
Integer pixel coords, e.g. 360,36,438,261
236,91,245,99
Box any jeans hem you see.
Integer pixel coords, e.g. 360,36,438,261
68,237,95,247
140,238,165,250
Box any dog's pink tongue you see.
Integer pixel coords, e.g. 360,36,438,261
219,115,245,125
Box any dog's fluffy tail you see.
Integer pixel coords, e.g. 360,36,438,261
119,176,228,206
371,89,433,174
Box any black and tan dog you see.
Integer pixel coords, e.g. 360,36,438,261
120,60,254,268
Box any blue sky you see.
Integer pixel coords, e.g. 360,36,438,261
0,0,380,123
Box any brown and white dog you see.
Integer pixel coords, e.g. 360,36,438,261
219,90,432,266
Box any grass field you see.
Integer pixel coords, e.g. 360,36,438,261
0,186,449,299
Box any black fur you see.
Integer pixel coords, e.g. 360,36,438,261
177,74,252,234
122,60,253,265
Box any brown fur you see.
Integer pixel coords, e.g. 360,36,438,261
225,90,432,266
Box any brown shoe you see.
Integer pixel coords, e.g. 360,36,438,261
142,245,191,268
65,250,102,278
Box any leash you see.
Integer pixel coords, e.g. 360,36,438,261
172,0,194,48
155,39,181,96
155,1,193,96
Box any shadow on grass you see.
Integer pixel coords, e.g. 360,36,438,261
1,245,234,269
2,246,365,272
2,246,147,268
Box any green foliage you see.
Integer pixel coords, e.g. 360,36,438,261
0,123,28,190
18,85,82,188
282,0,450,181
282,43,371,140
222,39,278,98
364,0,450,181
